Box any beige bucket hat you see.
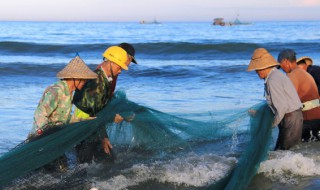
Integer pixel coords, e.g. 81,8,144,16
57,56,98,79
247,48,280,71
297,56,313,66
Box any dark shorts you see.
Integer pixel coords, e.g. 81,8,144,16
275,109,303,150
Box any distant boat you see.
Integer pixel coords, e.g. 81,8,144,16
212,17,251,26
233,18,251,25
139,19,162,24
212,18,231,26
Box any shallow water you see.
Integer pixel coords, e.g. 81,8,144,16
1,21,320,189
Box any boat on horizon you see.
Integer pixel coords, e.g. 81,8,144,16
139,19,162,24
212,17,251,26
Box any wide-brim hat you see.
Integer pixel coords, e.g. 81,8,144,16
297,56,313,66
57,56,98,79
118,43,138,64
247,48,280,71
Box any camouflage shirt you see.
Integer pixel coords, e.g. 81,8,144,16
32,80,72,132
73,68,113,117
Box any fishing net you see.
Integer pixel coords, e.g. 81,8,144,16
207,102,274,190
0,91,249,188
0,92,123,187
107,101,248,152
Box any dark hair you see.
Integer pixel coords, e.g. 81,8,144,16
277,49,296,63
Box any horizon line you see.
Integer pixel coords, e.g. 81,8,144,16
0,19,320,23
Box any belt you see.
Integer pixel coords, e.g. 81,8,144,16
302,99,320,111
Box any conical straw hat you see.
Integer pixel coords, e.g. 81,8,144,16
57,56,98,79
247,48,280,71
297,56,313,66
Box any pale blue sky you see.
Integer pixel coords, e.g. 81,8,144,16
0,0,319,22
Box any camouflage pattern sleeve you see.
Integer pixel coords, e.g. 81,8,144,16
33,87,59,131
73,78,99,116
73,69,112,117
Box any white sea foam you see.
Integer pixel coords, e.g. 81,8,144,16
94,153,236,190
258,151,320,184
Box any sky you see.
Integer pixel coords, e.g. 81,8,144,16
0,0,319,22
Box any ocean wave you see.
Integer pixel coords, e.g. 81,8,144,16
0,62,101,77
2,153,236,190
0,41,105,55
91,154,236,190
258,151,320,184
0,62,64,77
0,62,250,78
1,41,319,60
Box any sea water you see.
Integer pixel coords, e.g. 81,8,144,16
0,21,320,189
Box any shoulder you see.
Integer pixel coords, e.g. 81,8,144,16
268,69,286,82
288,68,307,80
268,69,293,89
44,81,64,97
295,68,315,82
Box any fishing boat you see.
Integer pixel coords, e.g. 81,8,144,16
212,18,232,26
233,18,251,25
139,19,162,24
212,17,251,26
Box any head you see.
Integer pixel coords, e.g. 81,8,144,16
56,56,98,91
277,49,297,73
247,48,280,79
65,78,88,91
297,56,313,71
255,68,274,79
102,46,128,76
102,59,124,76
118,43,138,66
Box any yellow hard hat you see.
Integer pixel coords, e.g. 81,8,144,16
102,46,128,70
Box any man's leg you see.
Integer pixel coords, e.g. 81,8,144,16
75,140,95,164
277,110,303,150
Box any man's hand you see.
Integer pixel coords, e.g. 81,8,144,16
248,109,257,116
114,114,124,124
102,137,112,155
272,120,278,128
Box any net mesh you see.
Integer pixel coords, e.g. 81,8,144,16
0,92,122,187
207,102,274,190
0,91,268,189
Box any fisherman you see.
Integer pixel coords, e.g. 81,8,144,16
73,44,137,163
247,48,303,150
98,43,138,123
96,43,138,97
278,50,320,141
30,55,98,171
297,56,320,95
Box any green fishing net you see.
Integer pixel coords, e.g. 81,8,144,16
208,102,274,190
0,91,260,188
0,93,123,187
